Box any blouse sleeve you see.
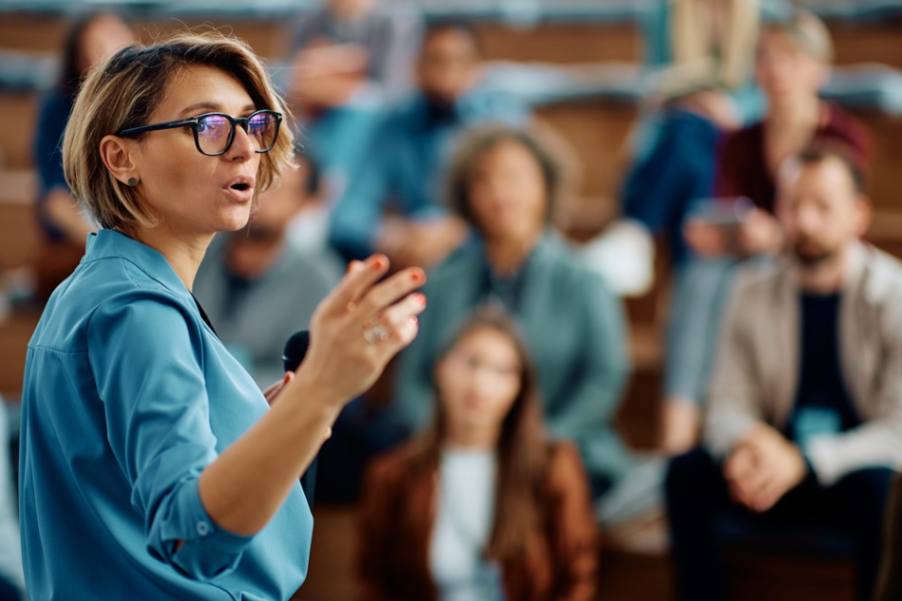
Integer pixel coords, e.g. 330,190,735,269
87,294,253,581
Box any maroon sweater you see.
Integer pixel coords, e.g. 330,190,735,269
714,103,871,214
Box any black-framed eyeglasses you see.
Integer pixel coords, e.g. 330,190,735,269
116,109,283,157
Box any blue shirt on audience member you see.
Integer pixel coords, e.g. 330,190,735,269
19,229,312,600
300,90,386,207
787,292,862,447
621,108,721,265
328,88,529,261
32,90,74,241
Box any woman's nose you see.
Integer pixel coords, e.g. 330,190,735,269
225,125,254,161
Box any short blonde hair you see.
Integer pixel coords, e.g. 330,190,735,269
765,9,834,64
63,32,294,233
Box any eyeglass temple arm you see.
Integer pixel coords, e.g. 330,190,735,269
117,118,197,137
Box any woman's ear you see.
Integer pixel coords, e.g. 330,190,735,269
99,134,140,187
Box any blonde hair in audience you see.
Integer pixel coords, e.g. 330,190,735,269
62,32,294,234
767,9,834,64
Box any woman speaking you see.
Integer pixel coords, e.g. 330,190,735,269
18,34,426,600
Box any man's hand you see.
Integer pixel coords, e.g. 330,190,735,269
377,216,468,270
724,424,808,513
737,208,783,256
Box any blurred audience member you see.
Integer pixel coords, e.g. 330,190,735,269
194,151,339,387
287,0,421,102
623,0,762,264
667,145,901,601
329,21,529,268
32,12,134,300
0,401,23,601
661,10,870,453
876,474,902,601
284,9,388,252
359,309,597,601
394,125,636,508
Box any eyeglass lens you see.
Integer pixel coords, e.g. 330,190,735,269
196,112,278,155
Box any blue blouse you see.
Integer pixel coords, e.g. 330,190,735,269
19,229,313,600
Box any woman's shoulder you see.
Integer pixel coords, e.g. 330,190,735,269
36,257,199,351
425,240,482,283
365,438,433,487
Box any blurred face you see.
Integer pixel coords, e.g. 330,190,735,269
778,157,869,267
418,28,481,106
249,160,315,233
226,161,314,278
755,28,828,106
467,140,548,245
437,326,522,437
79,15,135,75
127,65,264,237
327,0,375,21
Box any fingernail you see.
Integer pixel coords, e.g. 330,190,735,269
409,316,419,327
371,255,387,270
413,292,426,306
347,261,363,273
410,269,425,283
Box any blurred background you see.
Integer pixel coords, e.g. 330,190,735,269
1,1,902,600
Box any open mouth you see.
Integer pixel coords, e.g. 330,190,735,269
230,182,252,192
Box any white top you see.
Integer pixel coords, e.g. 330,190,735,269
429,448,504,601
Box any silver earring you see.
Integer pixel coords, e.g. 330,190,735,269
127,177,139,187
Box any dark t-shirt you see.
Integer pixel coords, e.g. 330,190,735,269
714,103,870,214
787,292,861,446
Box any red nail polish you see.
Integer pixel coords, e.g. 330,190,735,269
371,255,387,270
410,269,424,283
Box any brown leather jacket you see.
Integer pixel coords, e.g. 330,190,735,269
356,440,598,601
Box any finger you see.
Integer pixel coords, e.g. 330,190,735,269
751,482,782,513
263,372,295,405
377,293,427,338
357,267,426,322
383,316,420,355
746,468,774,503
724,447,754,481
729,463,768,506
319,255,390,317
728,480,751,508
262,380,283,400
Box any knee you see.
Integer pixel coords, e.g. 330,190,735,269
665,447,720,505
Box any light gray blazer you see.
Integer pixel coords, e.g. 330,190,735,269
705,242,902,485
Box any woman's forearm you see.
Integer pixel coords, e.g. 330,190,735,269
197,377,341,536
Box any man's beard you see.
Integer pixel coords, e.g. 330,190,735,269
792,239,838,268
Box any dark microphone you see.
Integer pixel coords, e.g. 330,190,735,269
282,330,310,372
281,330,317,503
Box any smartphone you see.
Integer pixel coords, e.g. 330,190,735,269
691,196,754,228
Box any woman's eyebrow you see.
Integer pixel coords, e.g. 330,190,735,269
178,102,257,117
